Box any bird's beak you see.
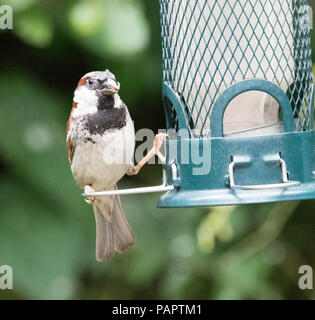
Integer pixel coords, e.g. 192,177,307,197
98,81,120,96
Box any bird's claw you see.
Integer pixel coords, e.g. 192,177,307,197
153,133,168,162
84,185,95,205
127,164,137,176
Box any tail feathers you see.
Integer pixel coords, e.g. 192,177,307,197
93,203,115,262
92,191,135,262
112,194,135,253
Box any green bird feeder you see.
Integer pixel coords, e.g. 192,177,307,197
158,0,315,207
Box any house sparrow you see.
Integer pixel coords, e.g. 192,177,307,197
67,70,136,262
67,70,167,262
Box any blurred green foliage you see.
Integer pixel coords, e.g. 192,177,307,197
0,0,315,300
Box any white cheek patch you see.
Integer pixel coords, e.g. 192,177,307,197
73,86,98,116
113,94,121,108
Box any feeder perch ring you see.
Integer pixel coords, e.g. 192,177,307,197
82,163,178,198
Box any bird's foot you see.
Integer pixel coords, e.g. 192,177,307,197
126,133,168,176
84,185,96,204
127,164,137,176
153,133,168,163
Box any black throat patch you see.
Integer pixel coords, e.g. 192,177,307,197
97,95,115,110
82,98,127,135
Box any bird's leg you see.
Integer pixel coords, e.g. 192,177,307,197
84,185,96,205
127,133,168,176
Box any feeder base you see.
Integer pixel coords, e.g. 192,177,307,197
158,182,315,208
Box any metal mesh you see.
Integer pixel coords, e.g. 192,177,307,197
160,0,314,137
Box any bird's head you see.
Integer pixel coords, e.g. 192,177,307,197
84,70,120,96
72,70,120,116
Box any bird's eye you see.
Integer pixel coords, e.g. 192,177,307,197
87,78,97,88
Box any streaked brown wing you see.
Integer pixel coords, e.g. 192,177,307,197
67,136,76,164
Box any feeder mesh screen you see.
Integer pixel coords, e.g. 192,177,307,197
160,0,313,136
